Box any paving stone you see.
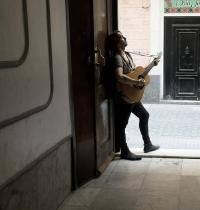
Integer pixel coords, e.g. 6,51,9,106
126,104,200,150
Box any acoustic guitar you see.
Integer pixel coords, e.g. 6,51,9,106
117,52,162,103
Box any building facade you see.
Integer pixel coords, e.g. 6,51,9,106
118,0,200,103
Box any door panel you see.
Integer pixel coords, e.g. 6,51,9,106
175,29,199,99
68,0,115,186
164,17,200,100
68,0,96,186
93,0,114,172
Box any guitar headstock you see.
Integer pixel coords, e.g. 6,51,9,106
156,51,162,59
153,51,162,66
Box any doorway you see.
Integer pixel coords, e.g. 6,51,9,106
117,2,200,158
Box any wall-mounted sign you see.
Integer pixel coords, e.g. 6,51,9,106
165,0,200,13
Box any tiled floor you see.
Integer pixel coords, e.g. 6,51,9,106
59,157,200,210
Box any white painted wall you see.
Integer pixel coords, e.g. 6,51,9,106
150,0,163,75
150,0,164,98
0,0,72,187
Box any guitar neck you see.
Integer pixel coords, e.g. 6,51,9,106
141,60,155,78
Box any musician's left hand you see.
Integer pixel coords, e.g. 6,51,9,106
154,58,160,66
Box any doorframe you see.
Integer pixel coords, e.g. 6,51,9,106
112,0,118,30
65,0,78,190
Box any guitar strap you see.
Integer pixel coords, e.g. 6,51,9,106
126,52,136,69
121,52,136,73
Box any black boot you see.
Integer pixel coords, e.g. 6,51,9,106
121,151,142,161
121,145,142,161
144,143,160,153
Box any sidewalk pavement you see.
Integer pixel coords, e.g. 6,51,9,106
126,103,200,157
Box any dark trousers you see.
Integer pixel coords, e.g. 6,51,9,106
114,101,151,154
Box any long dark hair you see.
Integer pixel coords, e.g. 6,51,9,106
105,30,122,99
107,30,121,53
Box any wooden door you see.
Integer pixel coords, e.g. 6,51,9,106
164,17,200,100
68,0,96,187
93,0,114,173
68,0,116,186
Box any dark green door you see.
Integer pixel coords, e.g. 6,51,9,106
164,17,200,100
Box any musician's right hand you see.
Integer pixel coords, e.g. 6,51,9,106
137,78,145,87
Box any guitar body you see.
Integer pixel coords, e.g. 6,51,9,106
116,51,162,103
117,66,150,103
